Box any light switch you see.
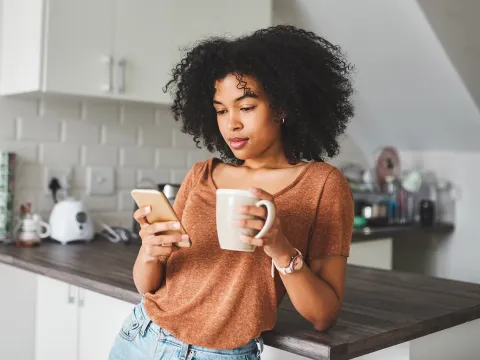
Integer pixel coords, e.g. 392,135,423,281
87,167,115,195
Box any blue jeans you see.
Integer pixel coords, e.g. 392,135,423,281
109,301,264,360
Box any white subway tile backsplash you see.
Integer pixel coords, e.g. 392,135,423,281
155,107,174,125
94,212,133,229
118,191,135,211
122,105,156,126
187,149,212,167
117,168,136,189
0,98,38,119
40,143,79,165
1,97,220,228
156,148,187,168
84,102,119,123
82,194,118,212
120,147,155,167
81,145,118,166
0,141,38,164
14,189,52,214
73,166,87,189
0,116,16,139
137,169,170,185
171,169,189,183
15,164,44,189
102,123,138,146
63,120,100,144
173,128,198,149
35,193,56,213
140,126,172,147
17,118,61,142
39,99,81,120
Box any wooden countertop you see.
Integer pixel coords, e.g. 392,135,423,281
1,235,478,360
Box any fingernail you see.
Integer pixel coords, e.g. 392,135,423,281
238,206,247,213
172,222,180,229
145,206,151,213
250,188,257,193
181,234,189,241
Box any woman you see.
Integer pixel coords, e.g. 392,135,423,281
109,25,355,360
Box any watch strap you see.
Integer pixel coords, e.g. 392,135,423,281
271,248,303,278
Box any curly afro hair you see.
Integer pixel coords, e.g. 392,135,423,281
164,25,355,164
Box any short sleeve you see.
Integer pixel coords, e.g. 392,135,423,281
306,168,354,265
173,162,204,221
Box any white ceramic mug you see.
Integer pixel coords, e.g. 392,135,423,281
216,189,276,252
15,214,51,242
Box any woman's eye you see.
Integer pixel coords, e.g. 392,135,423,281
216,110,227,115
241,106,256,112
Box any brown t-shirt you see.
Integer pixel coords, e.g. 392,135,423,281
144,158,354,349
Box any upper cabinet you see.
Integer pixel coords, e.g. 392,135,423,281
0,0,272,105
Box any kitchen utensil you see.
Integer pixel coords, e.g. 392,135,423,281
49,197,94,244
435,179,459,224
419,199,435,227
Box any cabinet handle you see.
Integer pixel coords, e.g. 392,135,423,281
67,285,75,304
118,58,127,93
101,55,114,92
78,288,85,307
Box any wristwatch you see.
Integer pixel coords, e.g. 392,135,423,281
271,248,304,277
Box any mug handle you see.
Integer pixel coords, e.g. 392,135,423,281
254,200,276,239
37,220,51,239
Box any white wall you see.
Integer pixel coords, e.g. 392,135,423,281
273,0,480,155
398,150,480,283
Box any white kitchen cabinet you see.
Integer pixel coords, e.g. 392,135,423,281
0,0,116,100
78,288,133,360
0,0,272,104
348,238,393,270
0,263,37,360
34,275,134,360
34,276,78,360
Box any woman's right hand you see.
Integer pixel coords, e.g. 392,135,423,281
133,206,188,264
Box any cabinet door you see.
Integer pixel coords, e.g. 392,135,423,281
113,0,272,104
34,276,78,360
0,263,36,360
348,239,393,270
113,0,175,104
78,288,134,360
44,0,116,97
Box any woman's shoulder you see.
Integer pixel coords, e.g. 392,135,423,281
307,161,345,179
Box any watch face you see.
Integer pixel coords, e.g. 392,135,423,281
292,256,304,271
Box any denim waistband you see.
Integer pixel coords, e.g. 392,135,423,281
138,300,263,356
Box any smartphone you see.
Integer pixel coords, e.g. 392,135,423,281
130,189,191,248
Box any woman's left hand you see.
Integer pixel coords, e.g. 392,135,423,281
234,187,294,261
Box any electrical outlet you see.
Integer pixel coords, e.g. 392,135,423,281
44,167,73,196
87,167,115,195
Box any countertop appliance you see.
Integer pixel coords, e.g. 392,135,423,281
49,197,94,244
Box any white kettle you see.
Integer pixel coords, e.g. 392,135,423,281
49,197,94,244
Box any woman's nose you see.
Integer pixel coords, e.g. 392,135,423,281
226,112,243,131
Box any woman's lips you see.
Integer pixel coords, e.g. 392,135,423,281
229,138,249,149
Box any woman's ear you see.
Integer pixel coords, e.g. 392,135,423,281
274,109,287,123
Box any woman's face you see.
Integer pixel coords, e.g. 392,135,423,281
213,74,283,162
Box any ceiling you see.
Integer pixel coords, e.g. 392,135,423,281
418,0,480,115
